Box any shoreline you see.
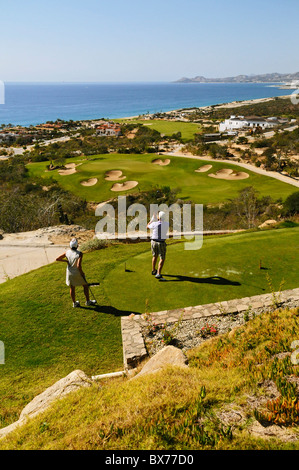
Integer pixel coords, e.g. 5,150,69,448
0,87,294,128
121,94,294,120
195,93,293,111
6,92,293,150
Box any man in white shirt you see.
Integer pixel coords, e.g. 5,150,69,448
147,211,169,281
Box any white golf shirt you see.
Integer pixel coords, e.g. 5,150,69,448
148,220,169,241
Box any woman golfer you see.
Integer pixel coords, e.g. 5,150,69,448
56,238,96,308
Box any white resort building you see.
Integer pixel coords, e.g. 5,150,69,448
219,115,279,132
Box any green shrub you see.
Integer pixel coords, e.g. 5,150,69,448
80,238,111,252
283,191,299,216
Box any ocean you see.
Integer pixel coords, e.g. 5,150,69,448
0,82,292,127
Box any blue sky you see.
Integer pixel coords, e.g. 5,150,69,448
0,0,298,82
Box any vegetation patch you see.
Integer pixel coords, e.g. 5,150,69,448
0,307,298,450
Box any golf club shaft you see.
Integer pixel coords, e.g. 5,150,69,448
88,285,97,303
82,273,98,303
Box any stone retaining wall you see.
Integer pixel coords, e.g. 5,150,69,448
121,288,299,369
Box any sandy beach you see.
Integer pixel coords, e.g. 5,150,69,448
105,94,294,122
147,94,294,118
201,94,293,110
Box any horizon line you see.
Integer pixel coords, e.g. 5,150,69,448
2,80,292,86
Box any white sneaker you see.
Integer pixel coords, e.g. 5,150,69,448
73,301,80,308
86,300,97,306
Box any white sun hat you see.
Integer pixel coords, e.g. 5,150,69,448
70,238,78,249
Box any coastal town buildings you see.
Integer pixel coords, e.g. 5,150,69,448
0,132,19,143
96,122,122,137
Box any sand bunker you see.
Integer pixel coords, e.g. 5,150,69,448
110,181,138,192
215,169,234,175
226,172,250,180
80,178,98,187
58,168,77,176
105,170,126,181
195,164,213,173
65,163,76,169
58,162,82,176
152,158,171,166
208,169,249,180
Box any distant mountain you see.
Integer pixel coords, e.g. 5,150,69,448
174,72,299,83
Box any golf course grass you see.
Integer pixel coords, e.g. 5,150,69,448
115,119,203,141
104,227,299,313
0,227,298,428
27,153,296,204
0,243,146,428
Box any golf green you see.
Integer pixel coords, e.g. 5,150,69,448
27,153,296,204
103,228,299,313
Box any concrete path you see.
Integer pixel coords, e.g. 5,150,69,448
0,225,94,284
9,134,79,156
0,244,66,284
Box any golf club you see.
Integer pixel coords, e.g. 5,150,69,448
83,273,99,304
88,285,98,304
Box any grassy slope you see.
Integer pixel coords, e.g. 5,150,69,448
0,228,298,430
27,154,296,204
0,242,147,427
0,306,298,450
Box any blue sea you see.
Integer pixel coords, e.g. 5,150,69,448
0,82,292,127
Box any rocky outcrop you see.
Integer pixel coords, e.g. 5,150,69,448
19,369,92,420
0,370,92,440
174,72,299,83
258,219,277,228
132,345,188,380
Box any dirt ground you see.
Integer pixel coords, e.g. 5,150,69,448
0,225,94,284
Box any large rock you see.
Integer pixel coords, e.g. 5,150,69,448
258,219,277,228
20,370,92,420
0,370,92,439
132,345,188,379
0,420,23,440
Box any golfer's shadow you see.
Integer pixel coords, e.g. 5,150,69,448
163,274,241,286
81,282,140,316
79,305,142,316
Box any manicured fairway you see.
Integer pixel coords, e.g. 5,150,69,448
115,119,203,141
27,153,296,204
104,228,299,313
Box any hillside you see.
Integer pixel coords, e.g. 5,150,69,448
174,72,299,83
0,305,298,450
